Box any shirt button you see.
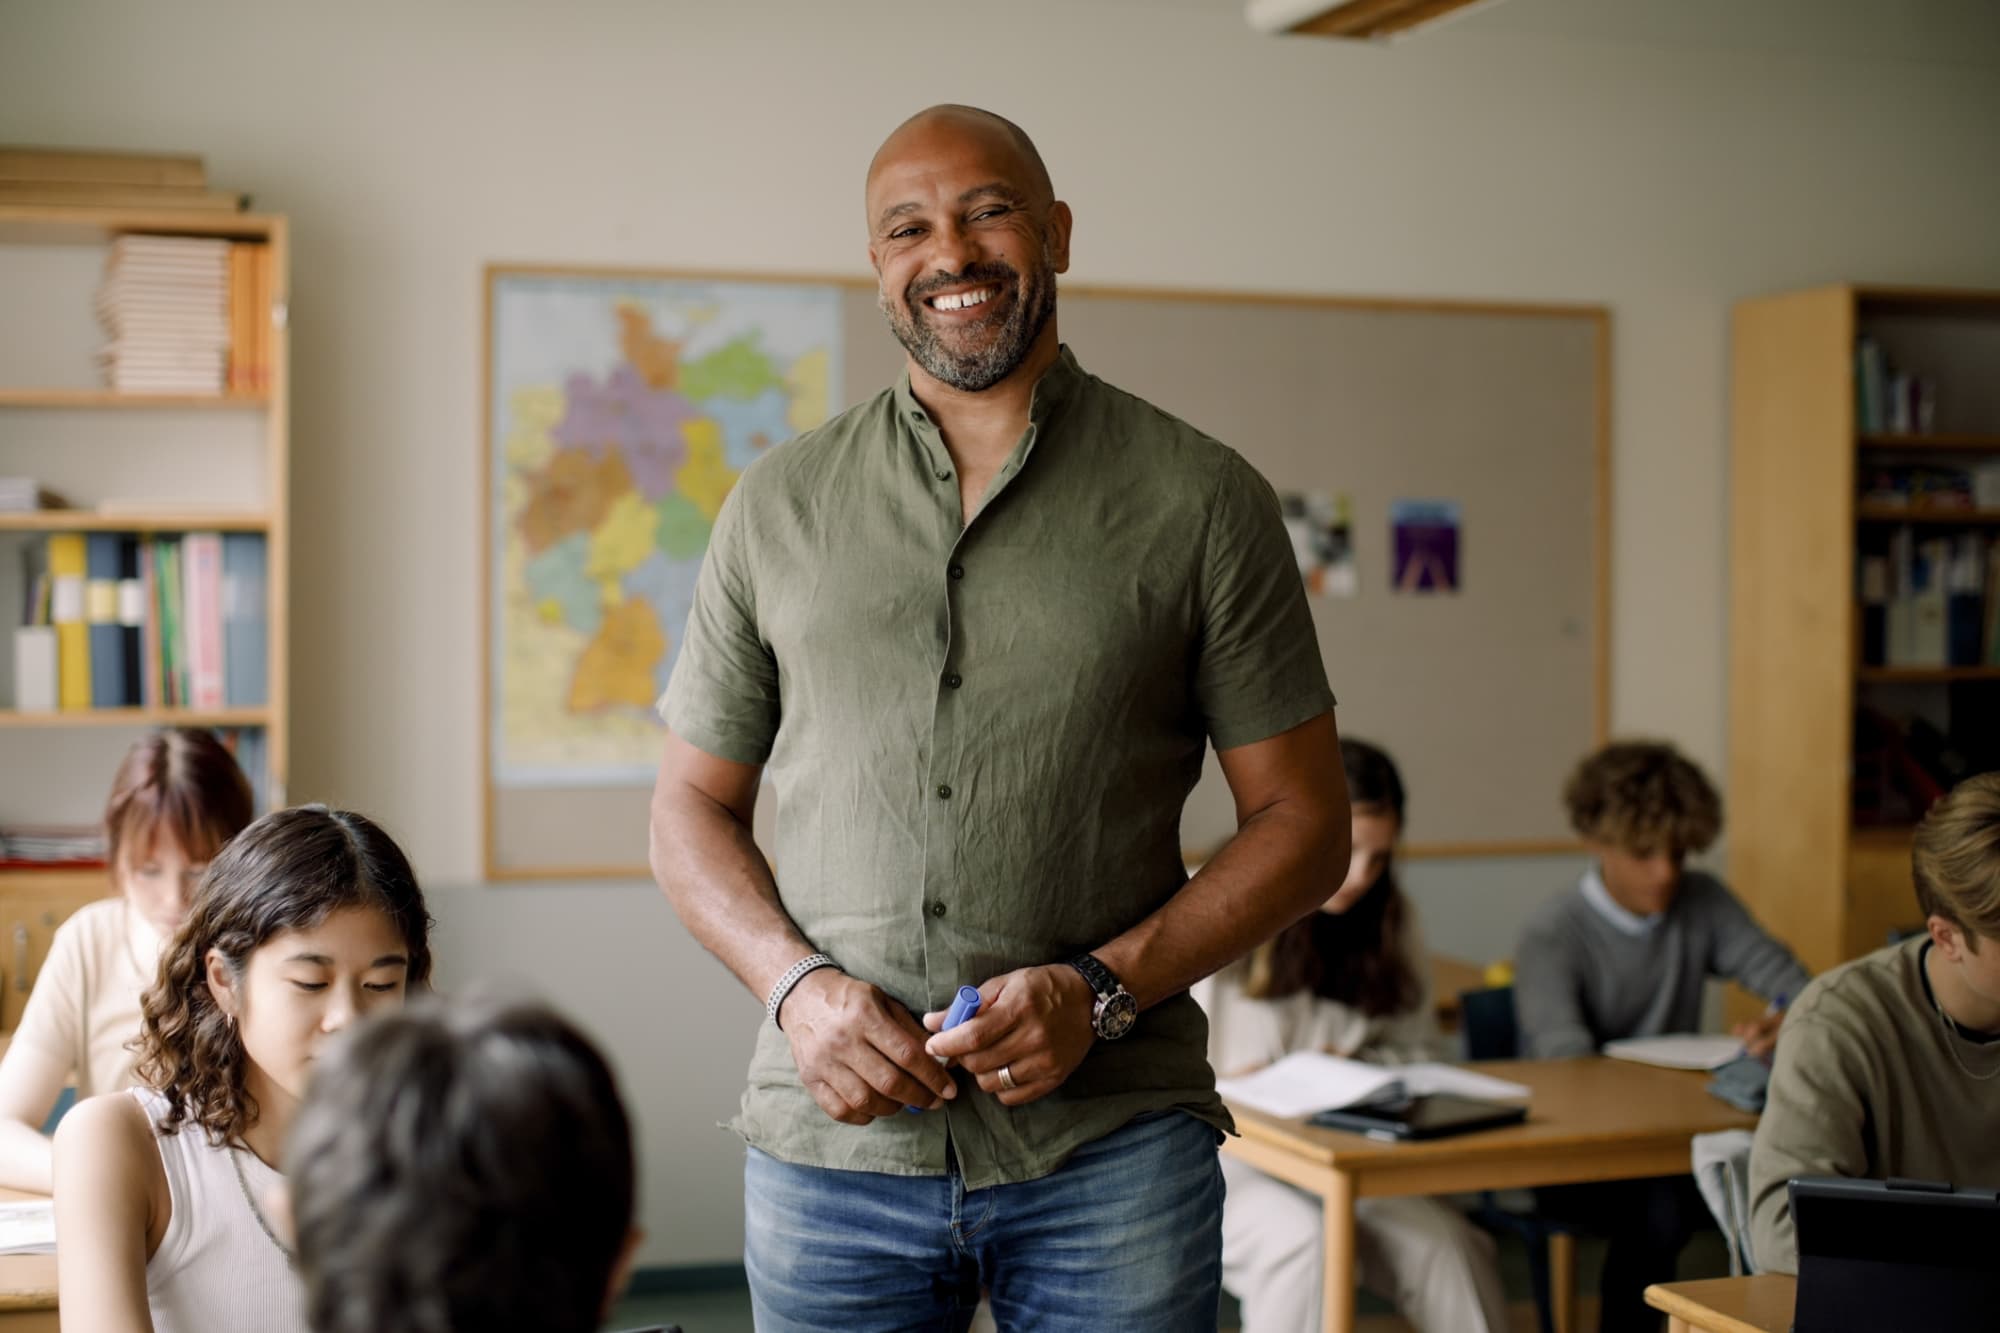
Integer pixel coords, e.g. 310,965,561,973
937,784,953,800
948,563,964,580
944,673,962,689
930,900,947,918
935,468,951,481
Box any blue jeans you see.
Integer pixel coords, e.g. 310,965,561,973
744,1111,1223,1332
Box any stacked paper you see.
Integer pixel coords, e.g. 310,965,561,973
1215,1051,1530,1120
96,235,231,394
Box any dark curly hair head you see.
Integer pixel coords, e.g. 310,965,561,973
289,995,636,1333
1564,740,1723,858
134,804,433,1145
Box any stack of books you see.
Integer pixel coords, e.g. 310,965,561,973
0,146,245,212
12,531,267,713
96,235,233,394
0,824,105,869
1855,337,1939,436
0,479,65,513
1860,530,2000,669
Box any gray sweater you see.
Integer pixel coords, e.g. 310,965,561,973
1514,871,1811,1059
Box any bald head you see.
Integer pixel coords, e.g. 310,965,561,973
866,104,1055,219
863,104,1072,394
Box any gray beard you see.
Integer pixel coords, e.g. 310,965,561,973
880,262,1057,393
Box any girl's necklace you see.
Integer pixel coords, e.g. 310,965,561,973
229,1145,295,1269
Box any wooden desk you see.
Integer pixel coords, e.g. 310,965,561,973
1429,953,1486,1032
1224,1057,1757,1333
0,1189,54,1332
1645,1276,1796,1333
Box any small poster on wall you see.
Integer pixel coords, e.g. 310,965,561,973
1280,490,1357,597
1390,499,1461,594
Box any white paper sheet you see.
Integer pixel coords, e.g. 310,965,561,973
0,1200,55,1255
1215,1052,1530,1119
1215,1052,1405,1118
1602,1034,1744,1071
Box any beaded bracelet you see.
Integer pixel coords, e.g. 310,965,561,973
766,952,837,1030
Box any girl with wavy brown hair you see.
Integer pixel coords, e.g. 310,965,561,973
52,805,432,1333
1193,739,1508,1333
0,728,253,1193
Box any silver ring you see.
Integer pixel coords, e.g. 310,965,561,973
998,1064,1017,1091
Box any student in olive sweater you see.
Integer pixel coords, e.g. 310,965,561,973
1515,742,1809,1333
1750,772,2000,1275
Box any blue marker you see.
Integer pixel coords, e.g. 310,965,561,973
907,986,982,1113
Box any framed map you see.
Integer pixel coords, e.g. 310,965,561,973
483,268,844,807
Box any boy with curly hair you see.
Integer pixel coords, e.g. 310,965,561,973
1749,771,2000,1274
1516,741,1809,1332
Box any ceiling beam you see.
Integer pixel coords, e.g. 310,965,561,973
1254,0,1495,41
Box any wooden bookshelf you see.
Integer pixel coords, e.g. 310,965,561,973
0,389,267,409
0,707,271,729
1857,666,2000,684
1859,432,2000,453
0,203,289,993
1731,282,2000,978
0,512,270,533
1855,507,2000,525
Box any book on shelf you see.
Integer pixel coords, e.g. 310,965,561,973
1854,336,1939,436
221,532,267,706
181,533,225,710
1868,527,2000,670
11,543,55,713
6,531,266,715
0,146,206,190
1859,465,1977,512
95,235,271,397
85,532,126,708
0,824,106,864
47,532,90,710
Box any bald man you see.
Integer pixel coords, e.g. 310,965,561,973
650,105,1350,1331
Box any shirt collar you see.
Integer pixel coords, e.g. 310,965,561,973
1580,865,1665,937
893,343,1084,432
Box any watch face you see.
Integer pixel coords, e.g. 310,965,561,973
1096,991,1139,1040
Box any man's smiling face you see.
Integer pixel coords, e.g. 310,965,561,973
865,110,1070,393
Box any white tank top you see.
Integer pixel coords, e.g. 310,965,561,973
133,1087,308,1333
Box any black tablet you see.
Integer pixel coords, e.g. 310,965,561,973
1791,1176,2000,1332
1307,1092,1528,1141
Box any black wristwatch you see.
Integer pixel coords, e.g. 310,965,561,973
1066,954,1138,1040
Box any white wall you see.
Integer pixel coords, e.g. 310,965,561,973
5,0,1999,1266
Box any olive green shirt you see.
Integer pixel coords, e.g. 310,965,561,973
660,346,1335,1189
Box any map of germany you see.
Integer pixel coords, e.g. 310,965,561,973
490,275,841,784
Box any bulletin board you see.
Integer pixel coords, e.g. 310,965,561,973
481,265,1608,878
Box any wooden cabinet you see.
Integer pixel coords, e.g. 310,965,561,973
0,205,289,1015
1729,284,2000,973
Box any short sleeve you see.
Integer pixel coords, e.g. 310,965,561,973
12,916,86,1075
658,478,781,765
1193,453,1336,751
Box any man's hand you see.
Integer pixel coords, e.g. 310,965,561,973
922,964,1097,1107
1731,1010,1785,1062
780,970,957,1124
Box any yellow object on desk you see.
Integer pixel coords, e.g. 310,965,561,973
1222,1057,1757,1333
1644,1276,1797,1333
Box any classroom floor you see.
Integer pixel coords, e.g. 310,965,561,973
604,1230,1731,1331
